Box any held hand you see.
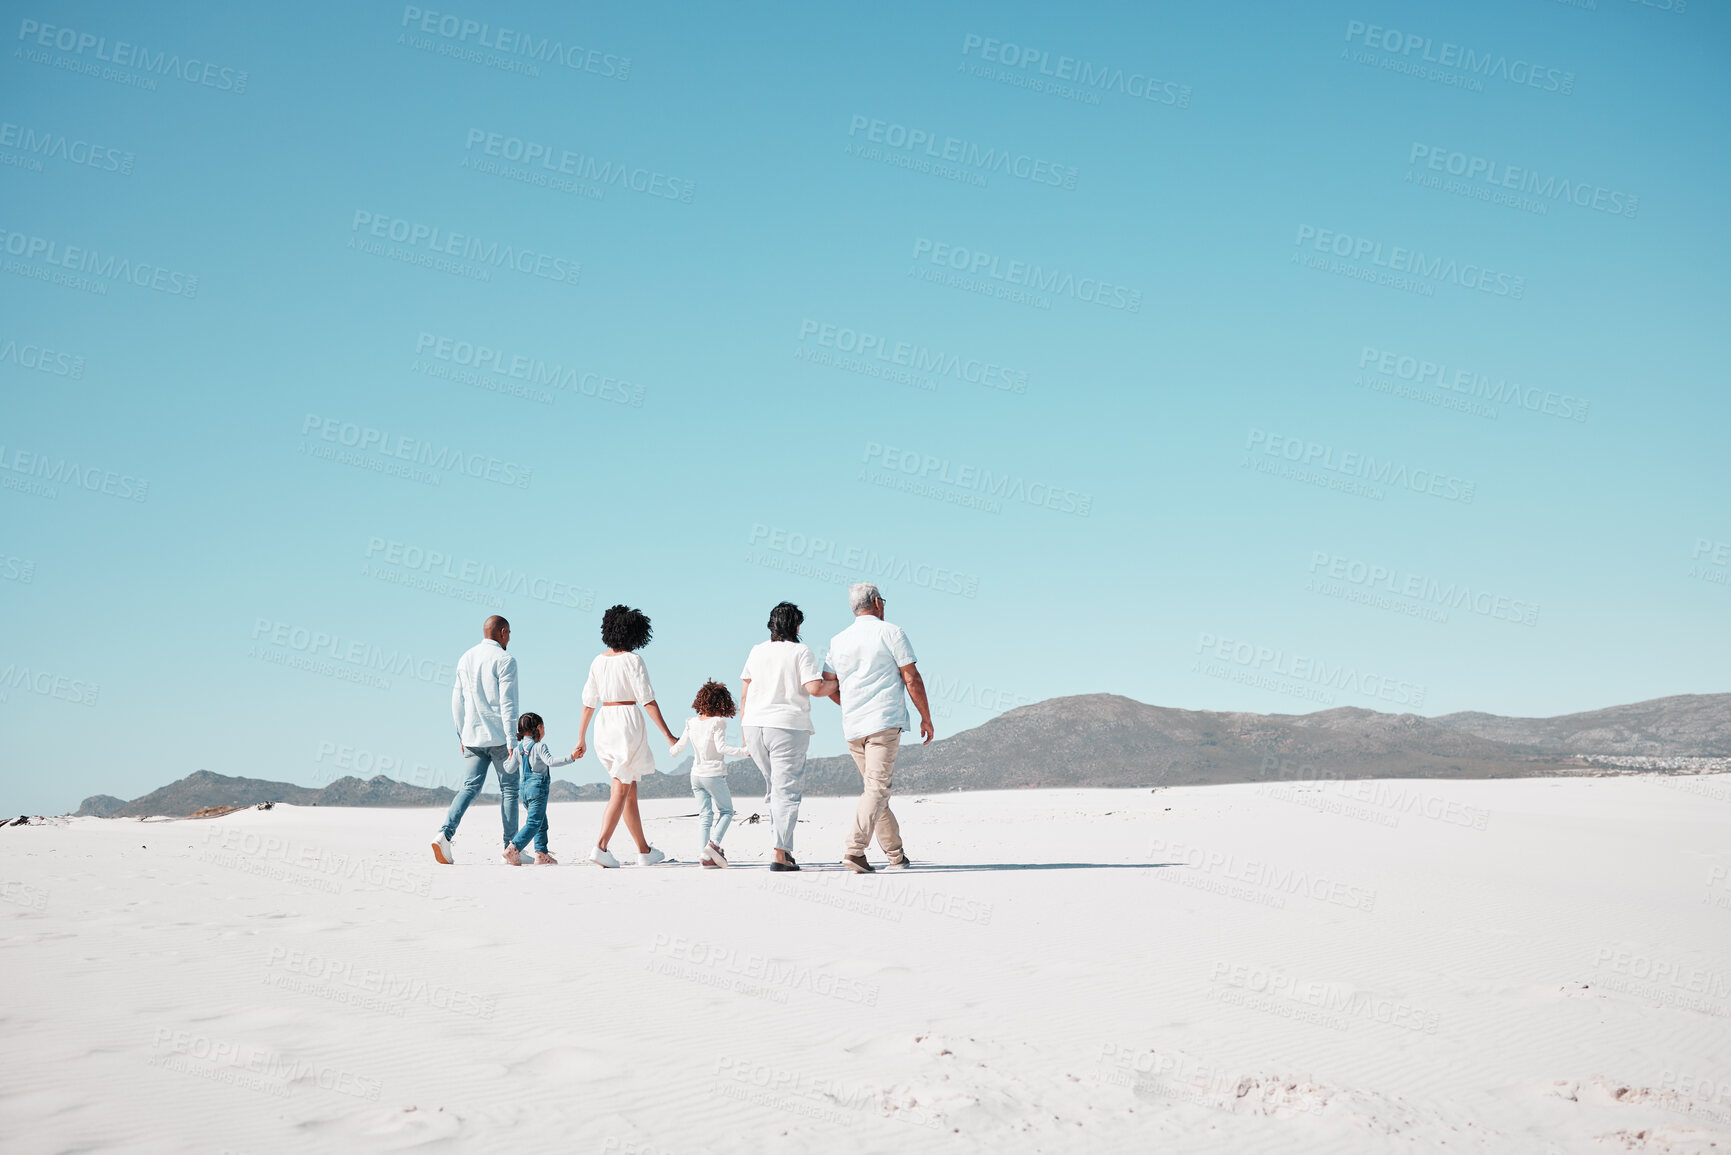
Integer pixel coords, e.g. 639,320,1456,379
920,718,935,745
571,742,586,760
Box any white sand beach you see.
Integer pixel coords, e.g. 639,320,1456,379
3,776,1728,1154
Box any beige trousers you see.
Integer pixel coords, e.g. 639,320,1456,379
844,728,903,857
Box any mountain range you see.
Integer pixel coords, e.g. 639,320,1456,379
70,692,1731,818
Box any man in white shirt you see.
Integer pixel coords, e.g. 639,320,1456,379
823,583,933,873
432,615,520,865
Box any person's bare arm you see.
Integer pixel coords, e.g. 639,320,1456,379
900,662,934,744
803,675,838,699
643,700,677,744
572,705,595,760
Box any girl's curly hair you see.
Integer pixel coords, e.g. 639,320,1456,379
601,604,652,652
691,679,736,718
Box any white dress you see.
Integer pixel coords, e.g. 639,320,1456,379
582,651,657,784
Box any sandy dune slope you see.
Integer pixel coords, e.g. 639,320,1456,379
2,777,1728,1154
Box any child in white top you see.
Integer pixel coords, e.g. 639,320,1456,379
573,605,678,868
503,712,573,865
669,680,748,868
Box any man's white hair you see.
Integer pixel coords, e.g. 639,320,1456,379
848,582,882,614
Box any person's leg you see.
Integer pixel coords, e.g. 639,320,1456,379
868,732,903,858
492,748,519,848
844,729,899,857
745,726,770,807
768,728,809,856
596,778,627,850
692,778,715,854
514,772,547,852
619,782,651,853
535,772,550,854
442,747,490,840
708,776,734,846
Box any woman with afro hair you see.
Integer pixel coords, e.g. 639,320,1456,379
572,604,678,867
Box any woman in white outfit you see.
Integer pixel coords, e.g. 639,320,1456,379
740,602,836,871
572,605,678,867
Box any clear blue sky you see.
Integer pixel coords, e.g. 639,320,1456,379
3,0,1727,815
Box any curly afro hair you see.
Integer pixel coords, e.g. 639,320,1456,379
600,604,653,652
691,679,736,718
767,601,804,643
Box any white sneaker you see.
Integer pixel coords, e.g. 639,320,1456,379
589,847,620,869
431,834,454,865
638,847,667,867
502,845,522,866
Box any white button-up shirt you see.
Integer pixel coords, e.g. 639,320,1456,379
824,617,917,742
451,638,520,748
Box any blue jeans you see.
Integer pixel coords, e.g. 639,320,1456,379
443,745,519,844
691,774,733,851
512,771,550,853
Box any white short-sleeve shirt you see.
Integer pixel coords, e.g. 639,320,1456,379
740,640,823,733
582,651,655,707
824,616,917,741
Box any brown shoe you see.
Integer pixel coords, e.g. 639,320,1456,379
534,851,557,865
502,845,522,866
843,853,875,874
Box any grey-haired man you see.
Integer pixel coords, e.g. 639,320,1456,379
823,583,933,873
